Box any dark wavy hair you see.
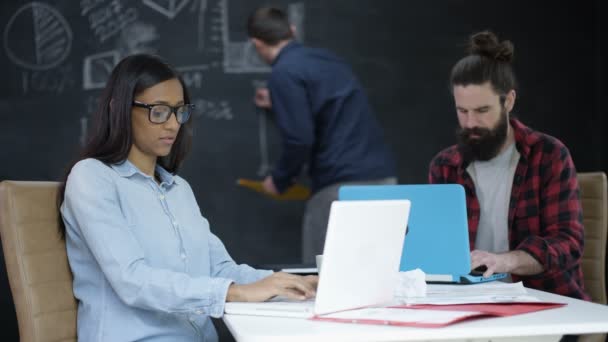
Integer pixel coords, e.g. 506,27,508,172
246,6,293,45
450,31,517,104
56,54,193,237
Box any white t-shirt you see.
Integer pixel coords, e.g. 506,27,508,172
467,143,520,254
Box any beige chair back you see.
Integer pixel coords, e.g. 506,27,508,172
578,172,608,305
0,181,77,342
578,172,607,342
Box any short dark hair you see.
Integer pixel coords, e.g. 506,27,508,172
57,54,193,236
247,6,293,45
450,31,517,102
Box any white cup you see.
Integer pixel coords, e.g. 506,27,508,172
315,254,323,273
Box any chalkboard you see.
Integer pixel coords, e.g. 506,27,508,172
0,2,606,338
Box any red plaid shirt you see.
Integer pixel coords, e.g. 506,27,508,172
429,119,589,300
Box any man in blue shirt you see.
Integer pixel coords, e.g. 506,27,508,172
247,7,397,263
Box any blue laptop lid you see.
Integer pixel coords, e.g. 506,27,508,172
338,184,471,275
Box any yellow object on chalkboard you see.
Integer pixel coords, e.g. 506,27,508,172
237,178,311,201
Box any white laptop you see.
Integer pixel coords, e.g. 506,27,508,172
224,199,411,318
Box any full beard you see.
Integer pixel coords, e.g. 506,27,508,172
457,109,509,162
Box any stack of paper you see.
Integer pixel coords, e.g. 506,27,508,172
314,282,566,327
397,281,541,305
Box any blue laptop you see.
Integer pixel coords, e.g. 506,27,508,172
338,184,507,284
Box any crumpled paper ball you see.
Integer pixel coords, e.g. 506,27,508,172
394,268,427,299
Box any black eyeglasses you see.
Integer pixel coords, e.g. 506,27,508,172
132,101,194,124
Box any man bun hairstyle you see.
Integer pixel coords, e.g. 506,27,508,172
451,30,517,102
468,31,514,63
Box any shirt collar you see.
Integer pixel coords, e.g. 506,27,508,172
111,159,178,186
155,164,177,185
272,40,300,66
510,117,537,158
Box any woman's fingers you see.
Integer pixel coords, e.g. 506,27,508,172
303,275,319,288
278,288,309,300
273,273,316,298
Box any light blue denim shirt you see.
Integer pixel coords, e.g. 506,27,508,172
60,158,272,341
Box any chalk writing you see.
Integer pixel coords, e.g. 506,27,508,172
21,65,75,94
81,0,138,43
192,98,233,120
116,21,159,56
177,64,210,89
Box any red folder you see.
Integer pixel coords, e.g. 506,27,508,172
312,302,566,328
401,302,566,317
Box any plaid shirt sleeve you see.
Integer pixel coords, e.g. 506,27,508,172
514,143,585,275
428,160,443,184
428,148,456,184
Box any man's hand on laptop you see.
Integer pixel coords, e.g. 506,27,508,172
226,272,318,302
470,250,512,278
471,250,544,277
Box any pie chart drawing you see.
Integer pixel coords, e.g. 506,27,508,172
3,2,73,70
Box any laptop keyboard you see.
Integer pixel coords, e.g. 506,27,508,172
270,296,316,303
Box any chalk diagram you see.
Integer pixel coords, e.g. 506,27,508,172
3,2,73,70
142,0,191,19
218,0,305,74
82,50,120,90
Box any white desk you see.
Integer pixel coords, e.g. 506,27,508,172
223,288,608,342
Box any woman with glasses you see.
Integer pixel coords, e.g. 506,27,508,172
58,54,317,342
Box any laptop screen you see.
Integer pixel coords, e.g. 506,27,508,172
315,200,411,314
339,184,471,277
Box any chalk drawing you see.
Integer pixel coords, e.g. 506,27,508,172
83,50,120,90
288,2,305,42
196,0,208,50
177,64,209,89
256,107,272,176
117,21,159,56
80,0,105,16
3,2,72,70
142,0,190,19
21,65,75,93
82,0,138,43
187,0,208,51
192,98,233,120
219,0,266,73
220,0,305,74
252,79,271,176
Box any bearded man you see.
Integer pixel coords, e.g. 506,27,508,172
429,31,589,300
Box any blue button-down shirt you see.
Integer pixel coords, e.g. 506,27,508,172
61,158,272,341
